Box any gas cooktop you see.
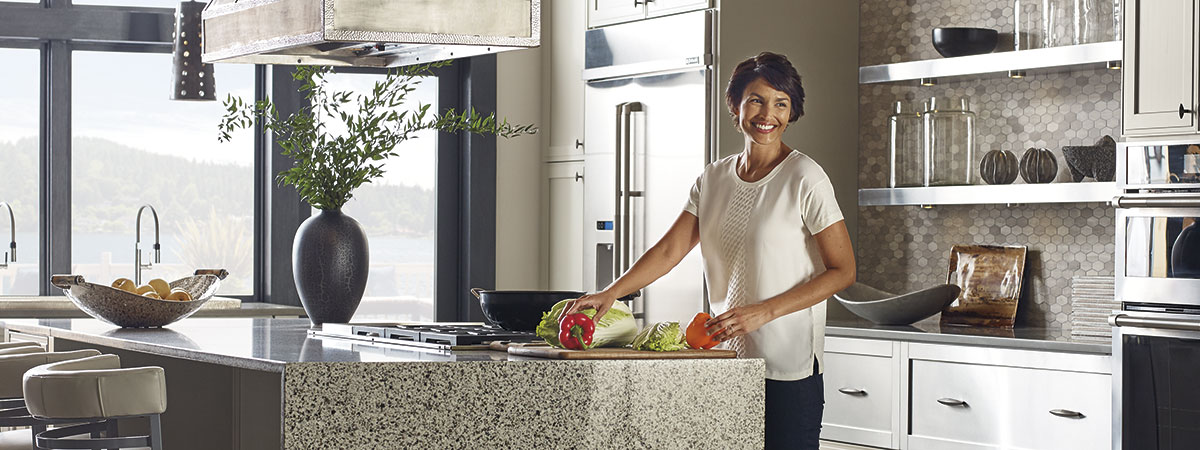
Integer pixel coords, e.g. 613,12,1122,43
314,323,541,351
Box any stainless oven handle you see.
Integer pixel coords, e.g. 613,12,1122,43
1113,193,1200,208
1110,314,1200,332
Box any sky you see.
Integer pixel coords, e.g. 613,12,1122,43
0,48,439,190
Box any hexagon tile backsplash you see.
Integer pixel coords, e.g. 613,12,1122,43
856,0,1119,334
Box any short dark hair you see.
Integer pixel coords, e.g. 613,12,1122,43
725,52,805,123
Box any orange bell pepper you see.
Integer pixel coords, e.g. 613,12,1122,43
685,312,721,349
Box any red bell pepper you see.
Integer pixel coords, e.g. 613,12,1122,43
558,313,595,350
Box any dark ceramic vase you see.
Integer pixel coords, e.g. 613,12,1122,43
293,209,369,325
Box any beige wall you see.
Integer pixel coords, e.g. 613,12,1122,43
715,0,860,244
494,48,544,290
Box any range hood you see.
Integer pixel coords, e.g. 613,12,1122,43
201,0,539,67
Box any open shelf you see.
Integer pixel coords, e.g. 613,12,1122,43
858,182,1116,206
859,41,1121,84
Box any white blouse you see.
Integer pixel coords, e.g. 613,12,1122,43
684,149,844,381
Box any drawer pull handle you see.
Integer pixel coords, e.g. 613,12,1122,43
1049,409,1085,419
837,388,867,396
937,398,968,407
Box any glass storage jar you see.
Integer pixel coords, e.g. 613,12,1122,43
1014,0,1046,50
1074,0,1118,44
888,101,924,187
923,96,976,186
1045,0,1074,47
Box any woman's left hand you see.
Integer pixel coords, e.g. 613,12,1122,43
707,302,775,342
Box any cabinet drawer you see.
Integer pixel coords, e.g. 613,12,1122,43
4,330,50,350
821,348,897,448
910,360,1110,450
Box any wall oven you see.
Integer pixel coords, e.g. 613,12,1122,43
1112,140,1200,449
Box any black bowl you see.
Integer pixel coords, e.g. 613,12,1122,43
932,27,998,57
473,289,584,332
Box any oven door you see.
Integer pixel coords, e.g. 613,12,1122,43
1114,199,1200,307
1111,311,1200,449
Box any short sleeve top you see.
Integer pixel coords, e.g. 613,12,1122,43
684,149,843,381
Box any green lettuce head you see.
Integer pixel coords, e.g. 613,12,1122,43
536,299,639,348
630,321,688,352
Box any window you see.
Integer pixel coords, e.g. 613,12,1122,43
321,72,439,321
71,51,255,294
0,48,40,295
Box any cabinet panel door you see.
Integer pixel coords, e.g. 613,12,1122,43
546,0,586,162
910,360,1111,450
587,0,645,28
645,0,710,18
546,162,585,291
1123,0,1197,135
822,351,897,448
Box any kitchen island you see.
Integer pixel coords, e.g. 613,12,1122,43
0,318,764,449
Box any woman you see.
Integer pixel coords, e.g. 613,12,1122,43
564,51,855,449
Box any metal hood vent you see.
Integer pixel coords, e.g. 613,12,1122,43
202,0,539,67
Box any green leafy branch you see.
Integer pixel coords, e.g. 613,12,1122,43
217,62,536,210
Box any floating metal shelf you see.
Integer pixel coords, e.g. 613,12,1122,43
859,41,1122,84
859,182,1116,206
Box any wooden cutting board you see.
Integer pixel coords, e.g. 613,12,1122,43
507,343,737,360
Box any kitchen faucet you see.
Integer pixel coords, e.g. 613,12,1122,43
0,202,13,269
135,204,161,286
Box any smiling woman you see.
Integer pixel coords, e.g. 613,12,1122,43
70,51,256,295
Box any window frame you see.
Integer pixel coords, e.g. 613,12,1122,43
0,1,498,320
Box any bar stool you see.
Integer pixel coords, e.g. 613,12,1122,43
0,349,101,450
0,343,42,356
23,354,165,450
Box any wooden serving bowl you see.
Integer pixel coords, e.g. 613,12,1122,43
50,269,228,328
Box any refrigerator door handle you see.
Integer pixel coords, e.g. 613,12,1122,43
613,102,628,284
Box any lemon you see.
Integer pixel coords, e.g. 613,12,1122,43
111,278,136,293
148,279,171,298
135,284,156,296
167,289,193,302
143,292,162,300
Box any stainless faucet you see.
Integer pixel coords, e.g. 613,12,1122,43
0,202,13,269
135,204,161,286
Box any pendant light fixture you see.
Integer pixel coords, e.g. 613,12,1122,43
171,1,215,101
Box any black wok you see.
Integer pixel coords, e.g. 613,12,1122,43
471,288,638,333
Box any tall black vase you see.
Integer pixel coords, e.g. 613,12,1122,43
293,209,369,325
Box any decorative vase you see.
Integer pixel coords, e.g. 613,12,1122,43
293,209,369,325
1020,147,1058,183
980,150,1019,184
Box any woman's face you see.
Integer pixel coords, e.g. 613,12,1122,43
733,77,791,146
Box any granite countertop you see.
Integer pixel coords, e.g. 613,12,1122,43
826,316,1111,355
0,317,759,371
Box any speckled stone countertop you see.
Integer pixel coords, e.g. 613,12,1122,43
826,317,1111,355
1,318,766,449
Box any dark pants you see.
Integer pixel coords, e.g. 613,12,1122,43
764,360,824,450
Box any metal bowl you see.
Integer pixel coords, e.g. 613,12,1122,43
50,270,228,328
472,289,584,332
833,282,961,325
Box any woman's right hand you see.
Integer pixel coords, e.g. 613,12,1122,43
561,291,619,322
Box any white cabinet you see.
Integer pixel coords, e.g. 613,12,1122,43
822,337,902,449
545,161,585,290
586,0,710,28
907,344,1111,450
1122,0,1199,136
821,337,1111,450
544,0,587,162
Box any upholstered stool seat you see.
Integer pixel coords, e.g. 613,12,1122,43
0,342,42,356
0,349,102,450
23,354,165,450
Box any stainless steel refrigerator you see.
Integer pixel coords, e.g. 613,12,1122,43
581,10,714,325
